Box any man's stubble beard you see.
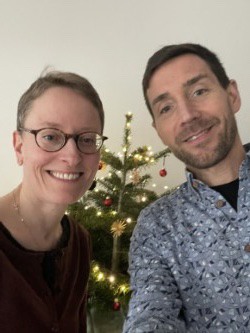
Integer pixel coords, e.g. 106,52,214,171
171,113,238,170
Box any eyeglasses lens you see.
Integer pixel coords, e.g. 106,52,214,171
36,129,102,153
77,133,101,153
37,129,64,151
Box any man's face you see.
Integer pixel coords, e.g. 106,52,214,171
147,54,241,172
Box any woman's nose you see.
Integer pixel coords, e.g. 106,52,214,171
59,138,82,166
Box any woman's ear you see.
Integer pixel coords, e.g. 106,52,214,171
13,130,23,165
227,80,241,114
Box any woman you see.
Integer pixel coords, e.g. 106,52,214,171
0,71,107,332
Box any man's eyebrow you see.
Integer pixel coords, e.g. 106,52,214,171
151,92,170,108
184,74,208,88
151,74,209,108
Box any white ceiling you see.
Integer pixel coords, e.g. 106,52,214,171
1,0,249,195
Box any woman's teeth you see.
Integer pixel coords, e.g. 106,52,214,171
50,171,81,180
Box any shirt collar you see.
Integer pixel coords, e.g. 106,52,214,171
185,143,250,191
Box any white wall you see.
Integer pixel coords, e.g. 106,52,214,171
1,0,249,195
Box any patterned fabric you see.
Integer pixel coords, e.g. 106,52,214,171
123,150,250,333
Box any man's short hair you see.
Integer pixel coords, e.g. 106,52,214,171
142,43,230,116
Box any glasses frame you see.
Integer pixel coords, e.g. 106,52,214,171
18,127,108,154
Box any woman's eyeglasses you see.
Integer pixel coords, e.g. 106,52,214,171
19,127,108,154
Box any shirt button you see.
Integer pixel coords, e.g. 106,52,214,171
215,199,226,208
244,244,250,252
192,181,199,189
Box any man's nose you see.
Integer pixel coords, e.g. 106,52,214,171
177,98,200,125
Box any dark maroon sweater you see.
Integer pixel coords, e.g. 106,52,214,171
0,216,91,333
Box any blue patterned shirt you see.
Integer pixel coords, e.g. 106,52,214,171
123,150,250,333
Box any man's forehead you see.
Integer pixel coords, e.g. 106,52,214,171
148,54,215,93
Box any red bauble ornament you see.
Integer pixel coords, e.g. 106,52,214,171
159,168,167,177
103,197,113,207
113,298,121,311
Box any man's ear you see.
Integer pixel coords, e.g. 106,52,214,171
13,131,23,165
227,80,241,114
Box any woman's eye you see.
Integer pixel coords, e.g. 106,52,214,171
41,132,61,143
43,135,55,141
79,136,95,145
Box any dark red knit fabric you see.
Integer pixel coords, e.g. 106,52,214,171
0,217,91,333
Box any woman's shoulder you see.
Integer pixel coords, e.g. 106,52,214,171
66,216,90,242
0,191,16,228
65,216,91,259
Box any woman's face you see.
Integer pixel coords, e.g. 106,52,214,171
14,86,102,206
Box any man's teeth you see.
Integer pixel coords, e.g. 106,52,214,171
50,172,80,180
188,135,199,142
186,129,208,142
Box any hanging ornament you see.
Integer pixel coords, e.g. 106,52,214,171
159,154,167,177
111,220,126,237
131,168,140,185
98,160,106,170
103,196,113,207
159,168,167,177
113,298,121,311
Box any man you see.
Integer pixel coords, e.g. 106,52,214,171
123,43,250,332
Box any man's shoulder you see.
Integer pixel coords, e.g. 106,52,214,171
244,142,250,152
138,181,189,221
131,182,190,248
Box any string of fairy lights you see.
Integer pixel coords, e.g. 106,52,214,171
82,112,171,239
104,111,170,190
90,262,130,309
77,112,172,308
92,263,130,293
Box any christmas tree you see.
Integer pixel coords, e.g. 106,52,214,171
68,112,171,312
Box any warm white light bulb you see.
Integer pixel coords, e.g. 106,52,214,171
97,272,104,281
108,275,115,283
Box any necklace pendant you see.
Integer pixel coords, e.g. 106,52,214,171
13,202,18,210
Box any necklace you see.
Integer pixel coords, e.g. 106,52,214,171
12,189,43,250
12,189,63,251
12,190,25,223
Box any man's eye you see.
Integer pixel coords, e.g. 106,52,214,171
193,88,207,97
160,105,172,114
